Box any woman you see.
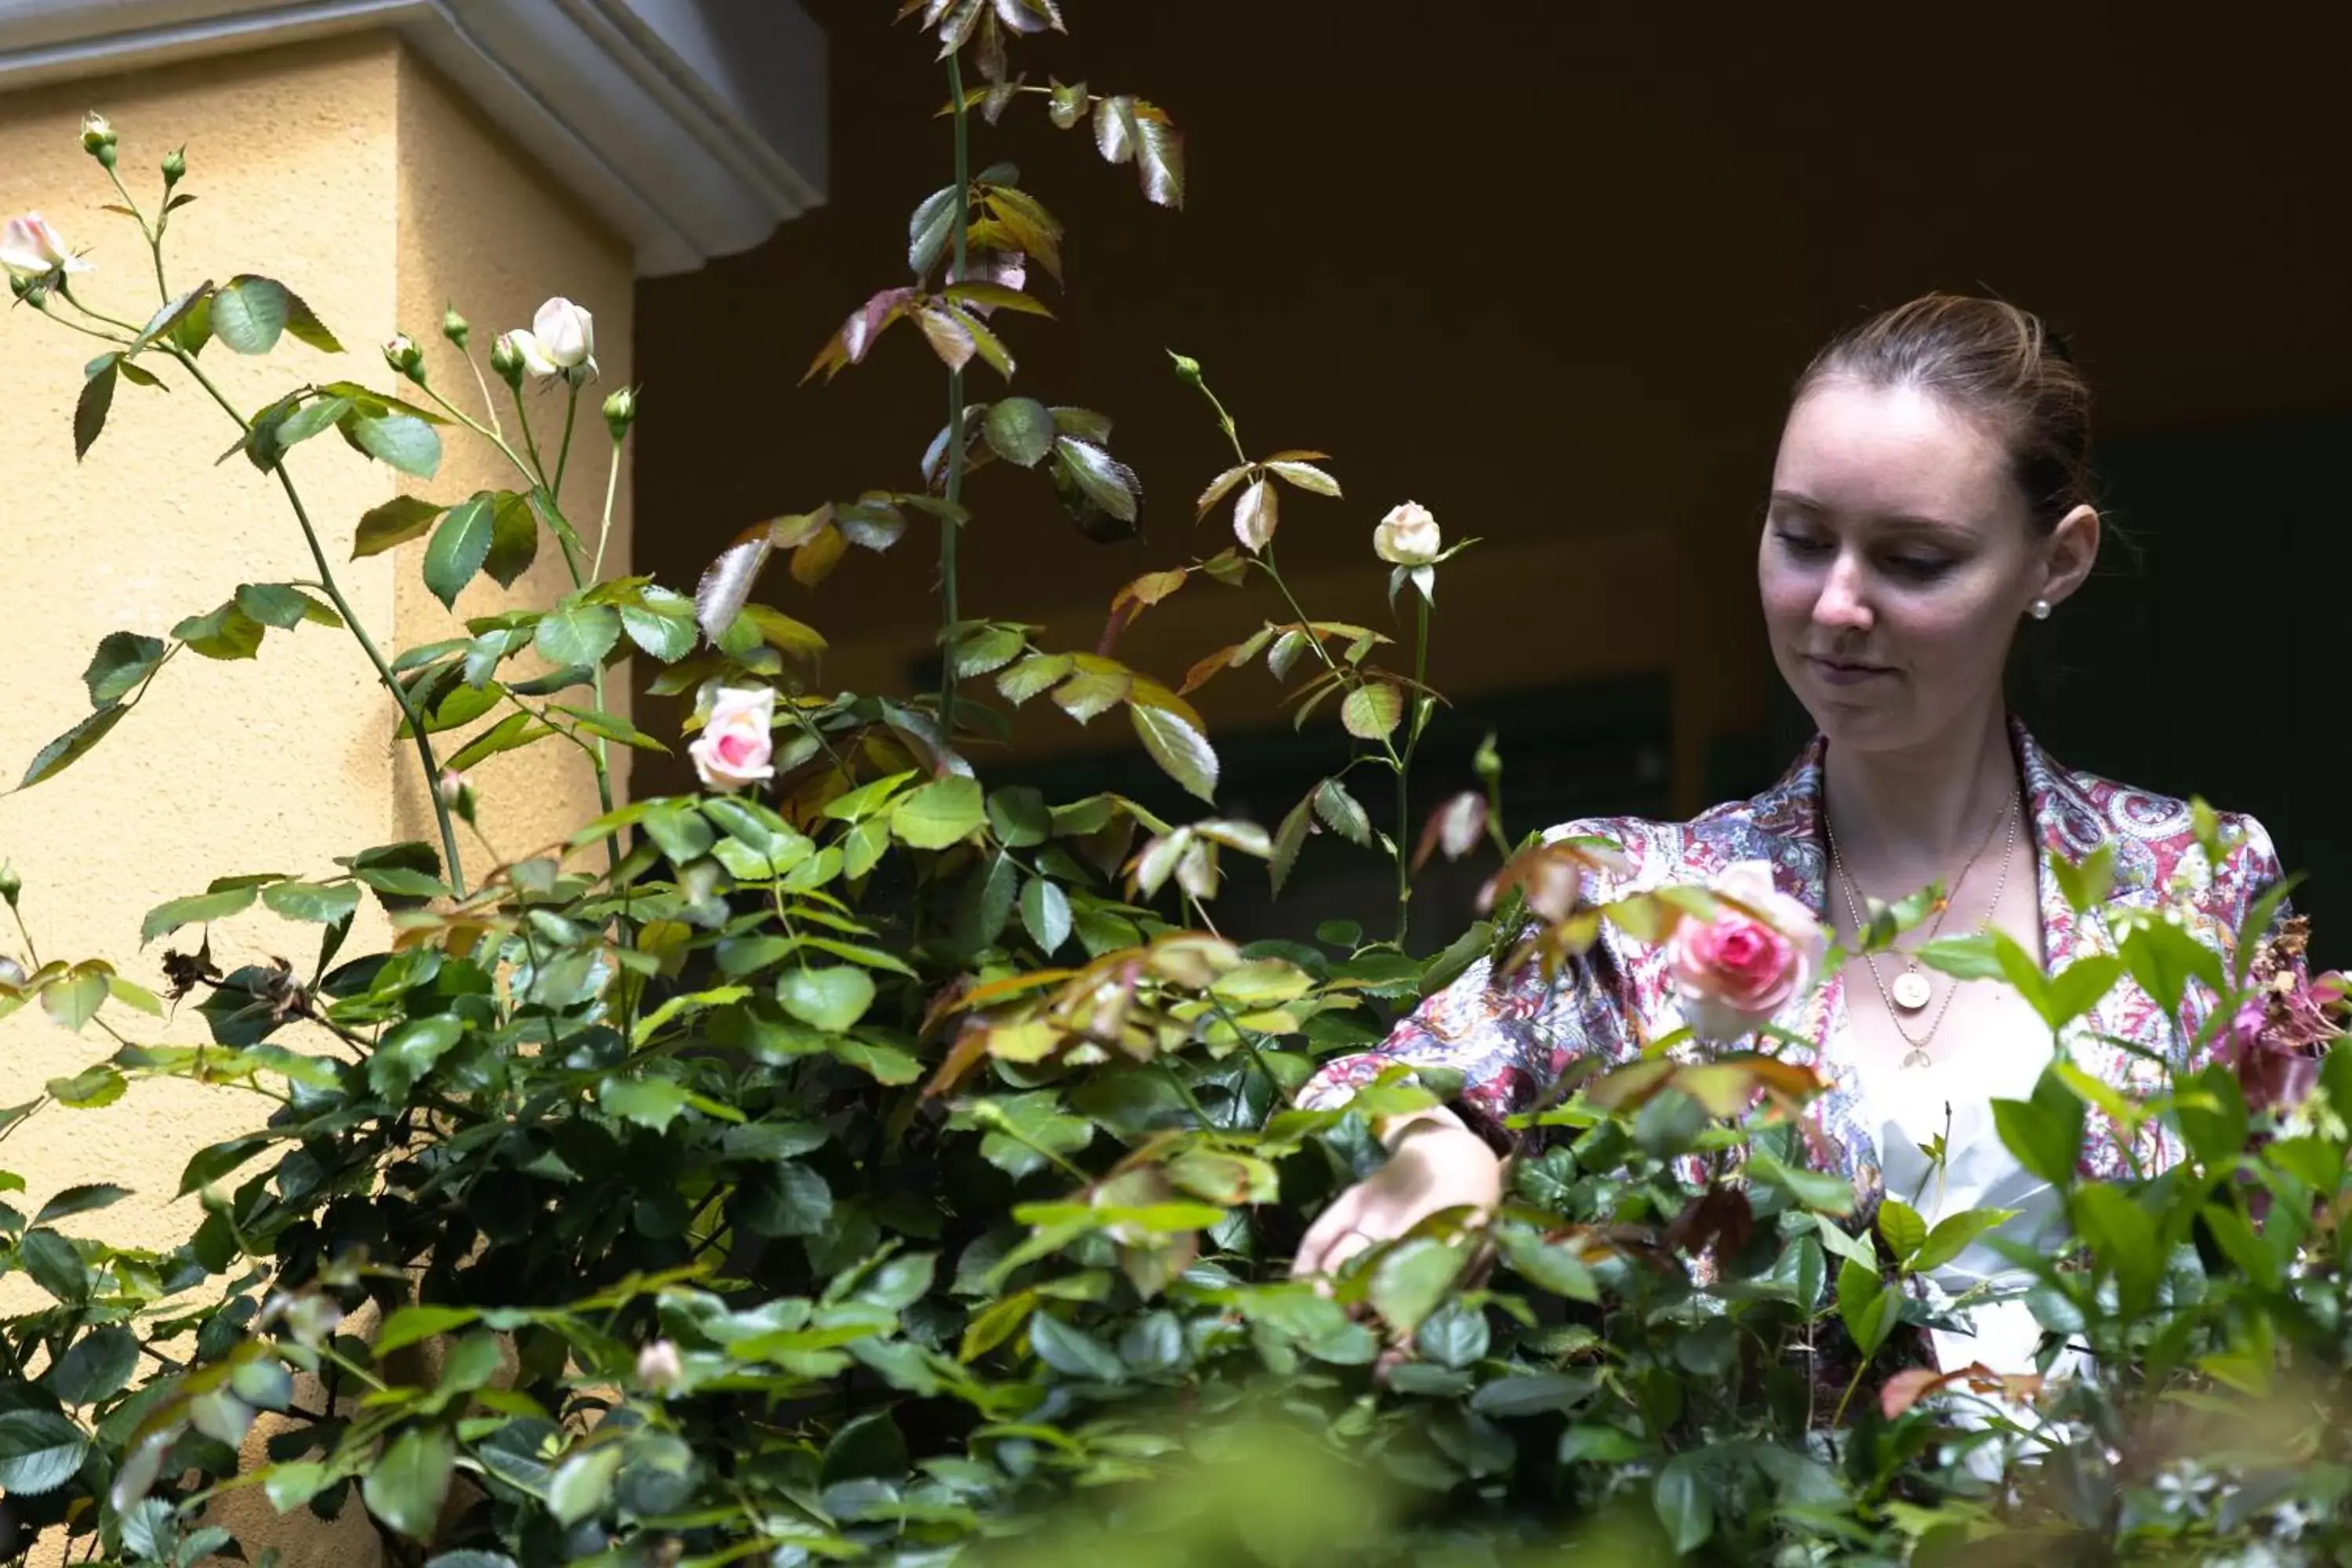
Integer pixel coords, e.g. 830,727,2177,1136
1291,294,2293,1380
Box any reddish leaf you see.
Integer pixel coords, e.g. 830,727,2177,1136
789,524,848,589
916,304,977,371
1413,791,1489,873
1195,463,1253,521
805,287,918,383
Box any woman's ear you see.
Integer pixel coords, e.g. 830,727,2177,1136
2038,504,2100,609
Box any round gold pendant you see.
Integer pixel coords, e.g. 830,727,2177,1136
1891,969,1933,1011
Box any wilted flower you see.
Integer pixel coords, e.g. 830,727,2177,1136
1668,860,1827,1042
0,213,90,281
688,686,777,793
510,296,595,377
1373,501,1441,567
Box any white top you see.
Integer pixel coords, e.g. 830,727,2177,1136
1846,1027,2067,1379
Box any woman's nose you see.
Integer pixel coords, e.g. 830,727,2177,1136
1811,556,1873,632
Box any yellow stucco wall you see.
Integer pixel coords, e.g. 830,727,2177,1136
0,31,634,1566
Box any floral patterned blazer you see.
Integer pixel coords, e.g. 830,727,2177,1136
1303,719,2292,1196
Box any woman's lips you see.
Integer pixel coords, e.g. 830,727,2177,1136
1806,655,1895,687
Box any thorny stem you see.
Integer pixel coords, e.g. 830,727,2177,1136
418,380,536,493
554,377,582,497
1394,591,1432,944
169,350,468,895
101,162,169,303
938,49,973,720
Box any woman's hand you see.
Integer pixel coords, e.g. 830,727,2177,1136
1290,1109,1504,1279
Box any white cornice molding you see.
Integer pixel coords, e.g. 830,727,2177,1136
0,0,828,276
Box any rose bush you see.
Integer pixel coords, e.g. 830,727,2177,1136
0,5,2348,1567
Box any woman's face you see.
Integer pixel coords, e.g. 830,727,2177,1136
1758,377,2079,756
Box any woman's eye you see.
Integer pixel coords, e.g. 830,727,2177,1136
1886,555,1952,581
1774,529,1832,559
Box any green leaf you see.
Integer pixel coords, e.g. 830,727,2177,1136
620,585,698,662
1270,793,1314,895
533,601,622,669
39,964,110,1033
739,1160,833,1236
890,775,985,848
1368,1237,1464,1337
988,786,1052,847
363,1426,456,1541
1915,933,2005,982
547,1444,621,1527
1340,682,1403,740
82,631,165,708
827,1038,920,1084
2071,1183,2159,1316
1909,1207,2020,1275
1991,1095,2081,1189
261,880,361,925
1029,1312,1126,1382
354,495,446,558
15,1229,87,1303
33,1184,129,1227
50,1324,136,1405
1312,778,1371,846
271,393,351,451
74,357,118,459
46,1066,125,1109
18,704,128,788
210,275,290,354
280,286,343,351
423,492,497,609
776,967,877,1033
377,1305,479,1354
1055,437,1140,523
2120,918,2227,1020
984,396,1056,466
1878,1198,1926,1265
141,881,263,944
0,1410,88,1497
550,704,667,753
1265,459,1341,496
235,582,336,630
172,600,267,660
1130,704,1218,803
368,1015,466,1100
1653,1452,1715,1555
481,491,538,588
600,1076,690,1133
1019,877,1072,955
350,412,442,477
949,623,1026,679
2050,843,2115,915
998,653,1071,705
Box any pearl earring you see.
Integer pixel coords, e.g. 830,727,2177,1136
2029,598,2052,622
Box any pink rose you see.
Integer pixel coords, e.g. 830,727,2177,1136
688,686,776,793
1668,860,1825,1042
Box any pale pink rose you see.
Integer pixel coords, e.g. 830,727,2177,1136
1668,859,1826,1042
635,1338,684,1392
0,212,89,279
688,686,776,793
1372,501,1441,567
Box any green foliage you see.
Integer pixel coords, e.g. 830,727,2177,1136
7,9,2351,1568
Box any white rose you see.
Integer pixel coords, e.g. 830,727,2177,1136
510,296,596,376
635,1338,685,1393
0,212,90,279
1373,501,1441,567
688,685,777,793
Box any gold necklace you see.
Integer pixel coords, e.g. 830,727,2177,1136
1825,797,2020,1069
